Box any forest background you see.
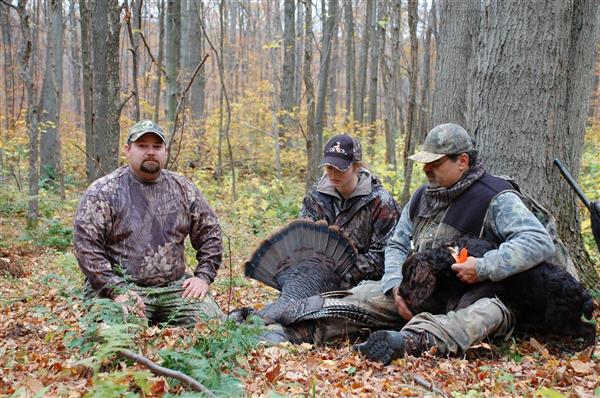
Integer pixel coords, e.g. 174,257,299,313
0,0,599,396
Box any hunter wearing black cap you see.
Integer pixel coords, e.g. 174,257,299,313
299,134,400,288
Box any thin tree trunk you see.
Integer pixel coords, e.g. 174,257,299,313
304,0,317,188
314,0,338,165
153,0,165,122
79,0,95,182
327,24,339,127
366,0,381,155
165,0,181,126
1,4,16,133
294,3,304,108
281,0,295,133
189,0,206,164
343,0,355,121
16,0,39,227
126,0,142,121
418,0,435,143
68,0,82,128
39,0,64,184
400,0,419,206
354,0,373,125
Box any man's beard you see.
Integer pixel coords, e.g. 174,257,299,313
140,160,160,173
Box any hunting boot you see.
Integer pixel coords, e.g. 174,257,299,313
353,330,436,365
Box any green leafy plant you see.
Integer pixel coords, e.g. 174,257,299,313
160,316,264,396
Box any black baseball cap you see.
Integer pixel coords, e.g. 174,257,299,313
320,134,362,171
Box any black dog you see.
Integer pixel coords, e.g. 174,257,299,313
398,238,596,347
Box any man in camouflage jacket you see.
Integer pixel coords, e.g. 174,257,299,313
74,120,224,326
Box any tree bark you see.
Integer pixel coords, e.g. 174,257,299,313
126,0,142,121
189,0,206,164
418,0,435,143
294,3,304,108
430,0,479,127
366,0,381,155
343,0,355,121
281,0,295,133
39,0,64,184
68,0,82,128
1,4,15,134
400,0,419,207
92,0,122,178
16,0,39,227
165,0,181,126
303,0,317,188
79,0,95,182
153,0,165,122
470,0,600,288
314,0,338,163
354,0,373,125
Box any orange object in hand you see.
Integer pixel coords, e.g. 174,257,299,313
452,248,469,263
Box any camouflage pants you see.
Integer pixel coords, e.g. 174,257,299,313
282,280,515,355
85,276,225,327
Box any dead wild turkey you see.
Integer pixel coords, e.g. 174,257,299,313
243,219,358,324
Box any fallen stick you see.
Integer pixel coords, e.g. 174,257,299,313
119,349,216,397
411,374,451,398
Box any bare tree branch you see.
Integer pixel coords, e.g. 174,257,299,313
119,349,216,397
137,31,166,75
72,143,106,176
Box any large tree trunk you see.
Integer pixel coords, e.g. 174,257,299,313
39,0,64,184
400,0,419,207
165,0,181,126
92,0,122,178
280,0,295,133
303,0,317,188
430,0,479,127
470,0,600,288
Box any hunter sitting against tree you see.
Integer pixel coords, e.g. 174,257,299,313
73,120,224,326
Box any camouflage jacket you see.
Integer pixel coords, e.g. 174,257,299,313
382,189,554,294
74,166,222,299
300,169,400,286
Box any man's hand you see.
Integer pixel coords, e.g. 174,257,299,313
392,285,414,321
114,290,146,318
182,276,209,299
451,257,480,284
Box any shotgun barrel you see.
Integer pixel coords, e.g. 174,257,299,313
553,159,591,210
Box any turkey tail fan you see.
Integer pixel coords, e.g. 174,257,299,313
244,219,358,290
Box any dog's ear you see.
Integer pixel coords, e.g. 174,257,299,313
407,261,437,307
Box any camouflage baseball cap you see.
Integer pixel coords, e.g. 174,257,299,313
127,120,166,143
408,123,473,163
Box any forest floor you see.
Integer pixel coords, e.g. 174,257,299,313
1,131,600,397
1,190,599,398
